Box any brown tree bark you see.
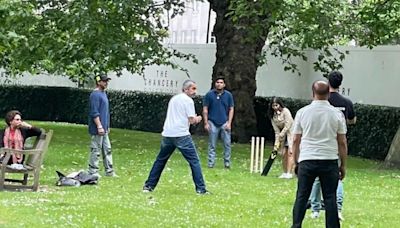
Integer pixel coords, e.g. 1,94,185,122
209,0,269,143
384,126,400,168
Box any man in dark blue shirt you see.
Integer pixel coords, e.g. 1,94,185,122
87,74,116,177
203,77,234,168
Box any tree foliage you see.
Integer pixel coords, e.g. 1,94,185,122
0,0,196,82
230,0,400,75
1,0,399,80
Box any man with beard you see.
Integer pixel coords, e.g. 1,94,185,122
143,80,209,194
203,77,234,169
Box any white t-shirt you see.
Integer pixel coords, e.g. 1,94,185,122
162,93,196,137
292,100,347,162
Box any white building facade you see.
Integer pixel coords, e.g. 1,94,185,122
165,0,215,44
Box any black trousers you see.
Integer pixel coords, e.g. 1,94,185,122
292,160,340,228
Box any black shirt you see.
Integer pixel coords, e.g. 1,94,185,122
328,92,356,120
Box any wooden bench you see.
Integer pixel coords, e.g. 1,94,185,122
0,129,53,191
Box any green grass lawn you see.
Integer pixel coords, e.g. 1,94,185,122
0,121,399,227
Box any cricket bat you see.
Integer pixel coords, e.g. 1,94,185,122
261,143,280,176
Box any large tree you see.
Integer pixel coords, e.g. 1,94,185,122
1,0,400,142
209,0,400,142
210,0,354,141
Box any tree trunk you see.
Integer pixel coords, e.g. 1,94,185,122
384,126,400,168
209,0,269,143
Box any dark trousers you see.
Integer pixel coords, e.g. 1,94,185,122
144,135,206,193
292,160,340,228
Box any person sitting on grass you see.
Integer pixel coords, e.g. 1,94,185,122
0,110,42,170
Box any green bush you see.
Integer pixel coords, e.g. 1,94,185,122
0,85,90,123
254,96,400,160
108,90,171,132
0,85,398,160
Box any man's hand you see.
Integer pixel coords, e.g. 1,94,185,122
204,122,210,132
224,122,231,131
339,166,346,180
196,115,202,124
97,127,105,135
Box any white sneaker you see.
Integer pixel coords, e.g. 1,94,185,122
278,173,287,178
285,173,293,179
338,211,344,221
311,211,320,219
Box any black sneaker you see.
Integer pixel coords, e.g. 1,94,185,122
224,163,231,169
143,185,154,193
196,190,211,195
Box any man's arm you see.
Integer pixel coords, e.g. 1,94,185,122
225,107,234,130
347,116,357,125
292,134,302,164
337,134,348,180
346,101,357,125
202,106,210,131
94,116,105,135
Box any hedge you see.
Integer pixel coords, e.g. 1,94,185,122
0,85,399,160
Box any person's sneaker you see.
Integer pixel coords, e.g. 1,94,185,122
311,211,320,219
224,164,231,169
105,172,118,177
338,211,344,221
285,173,293,179
143,185,154,193
278,173,287,178
208,165,214,168
196,190,211,195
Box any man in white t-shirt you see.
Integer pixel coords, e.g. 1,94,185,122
143,80,209,194
291,80,348,228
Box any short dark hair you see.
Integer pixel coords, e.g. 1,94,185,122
328,71,343,89
215,77,225,83
5,110,22,126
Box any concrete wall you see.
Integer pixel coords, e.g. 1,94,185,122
1,44,399,107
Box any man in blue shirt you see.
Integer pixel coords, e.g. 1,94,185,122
87,74,116,177
203,77,234,168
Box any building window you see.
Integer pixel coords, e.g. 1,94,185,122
210,36,216,43
181,31,186,43
172,31,177,43
191,30,197,44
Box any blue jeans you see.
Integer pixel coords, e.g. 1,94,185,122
207,121,231,167
144,135,206,193
88,133,114,175
310,179,344,212
292,160,340,228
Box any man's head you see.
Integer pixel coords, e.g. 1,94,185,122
182,79,197,97
328,71,343,89
312,80,330,100
214,77,226,91
95,74,111,90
